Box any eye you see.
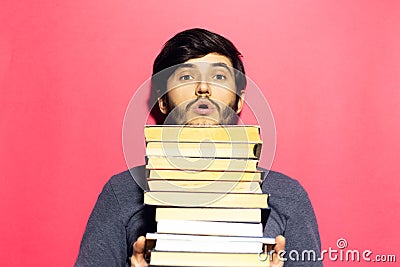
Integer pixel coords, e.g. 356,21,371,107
213,74,226,80
179,74,194,81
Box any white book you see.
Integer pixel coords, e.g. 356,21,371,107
156,220,263,237
147,233,275,243
147,233,274,253
155,207,262,223
155,239,263,253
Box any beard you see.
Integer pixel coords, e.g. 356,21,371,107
163,97,240,125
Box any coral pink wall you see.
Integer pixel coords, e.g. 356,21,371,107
1,1,399,266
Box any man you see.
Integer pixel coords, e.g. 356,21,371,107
75,28,322,267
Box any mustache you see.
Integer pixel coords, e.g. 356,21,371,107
164,97,239,125
184,97,221,113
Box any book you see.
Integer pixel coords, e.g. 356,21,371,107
148,251,271,267
146,156,259,172
145,125,262,143
147,233,275,243
146,233,275,253
156,220,263,237
146,142,262,159
147,180,262,193
155,239,263,253
144,191,269,208
143,125,272,266
155,207,262,223
148,169,262,182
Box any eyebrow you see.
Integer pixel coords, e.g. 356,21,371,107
176,63,195,70
211,62,233,74
178,62,232,69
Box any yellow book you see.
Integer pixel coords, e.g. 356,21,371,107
144,191,269,208
149,251,270,267
147,157,258,172
147,180,262,193
146,142,262,159
145,125,262,143
148,169,262,182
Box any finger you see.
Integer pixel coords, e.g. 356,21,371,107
274,235,286,253
131,236,148,267
133,236,146,254
271,235,286,267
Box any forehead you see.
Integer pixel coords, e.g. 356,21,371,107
185,53,233,67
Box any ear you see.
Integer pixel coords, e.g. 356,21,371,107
235,90,245,114
158,96,168,114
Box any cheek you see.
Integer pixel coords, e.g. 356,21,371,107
212,89,237,105
167,87,195,106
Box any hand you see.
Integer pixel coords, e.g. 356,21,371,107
130,236,148,267
271,235,286,267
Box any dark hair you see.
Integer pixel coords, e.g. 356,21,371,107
148,28,247,124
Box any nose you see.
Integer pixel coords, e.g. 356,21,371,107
195,80,211,97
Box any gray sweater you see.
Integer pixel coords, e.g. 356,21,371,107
75,166,322,266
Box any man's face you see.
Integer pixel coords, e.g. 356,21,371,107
158,53,244,125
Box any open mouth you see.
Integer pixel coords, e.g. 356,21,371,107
192,99,215,115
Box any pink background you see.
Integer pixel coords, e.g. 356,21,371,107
1,0,399,266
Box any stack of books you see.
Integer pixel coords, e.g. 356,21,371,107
143,125,274,266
